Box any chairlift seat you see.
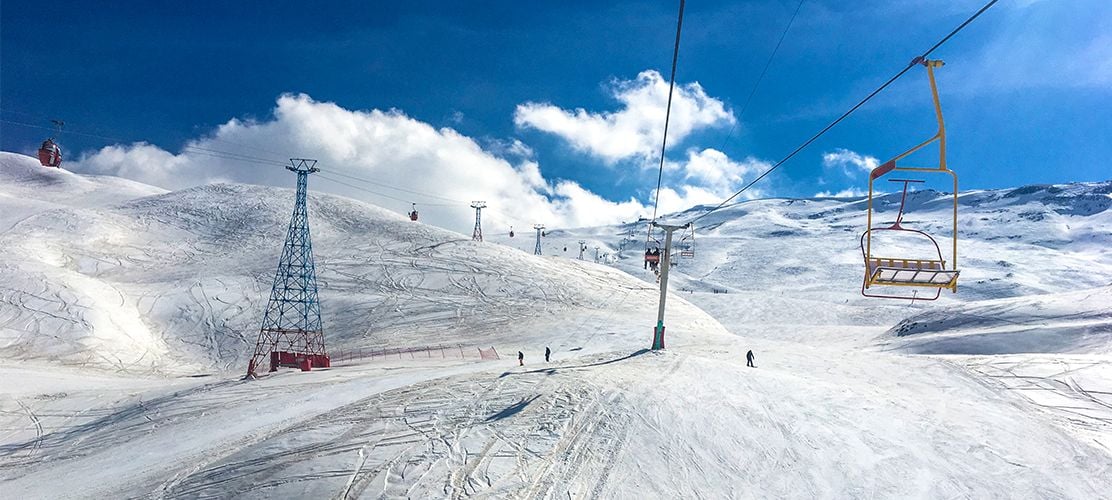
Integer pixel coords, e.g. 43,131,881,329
866,257,958,288
680,250,694,258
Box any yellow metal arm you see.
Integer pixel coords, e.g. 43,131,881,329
878,58,947,172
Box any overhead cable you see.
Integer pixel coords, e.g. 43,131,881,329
686,0,1000,226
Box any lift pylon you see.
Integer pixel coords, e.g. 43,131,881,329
533,224,545,255
471,201,487,241
650,221,689,350
247,159,330,377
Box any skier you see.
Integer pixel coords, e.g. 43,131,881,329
518,351,524,366
545,346,551,362
746,349,756,368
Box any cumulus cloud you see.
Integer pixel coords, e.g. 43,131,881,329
821,148,878,176
810,148,877,200
71,94,747,232
513,70,735,163
676,148,768,194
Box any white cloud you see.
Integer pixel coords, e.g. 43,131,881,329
814,148,875,200
654,185,730,214
71,95,581,231
822,148,878,176
814,188,867,198
70,93,739,232
676,148,768,194
513,70,735,163
636,148,769,215
484,138,534,160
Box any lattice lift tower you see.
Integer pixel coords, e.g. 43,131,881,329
471,201,486,241
533,224,545,255
247,159,330,377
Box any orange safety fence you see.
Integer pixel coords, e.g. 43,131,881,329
329,344,500,365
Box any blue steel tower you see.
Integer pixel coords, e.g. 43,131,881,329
248,159,329,376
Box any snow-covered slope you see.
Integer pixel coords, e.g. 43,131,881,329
2,151,1112,498
0,153,725,374
510,182,1112,303
882,286,1112,355
0,151,166,232
490,180,1112,348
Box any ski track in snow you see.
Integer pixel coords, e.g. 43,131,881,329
1,152,1112,498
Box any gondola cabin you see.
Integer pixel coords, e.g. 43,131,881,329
38,139,62,168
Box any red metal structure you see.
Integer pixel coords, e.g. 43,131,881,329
269,351,331,372
37,139,62,167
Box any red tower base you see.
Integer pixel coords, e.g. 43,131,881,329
270,351,331,372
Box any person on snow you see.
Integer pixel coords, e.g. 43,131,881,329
545,346,551,362
518,351,524,366
746,349,756,368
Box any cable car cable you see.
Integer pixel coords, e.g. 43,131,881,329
646,0,686,247
714,0,805,152
322,169,469,204
685,0,999,226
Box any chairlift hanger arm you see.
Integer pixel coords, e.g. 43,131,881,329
873,59,948,177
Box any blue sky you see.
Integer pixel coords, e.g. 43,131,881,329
2,0,1109,230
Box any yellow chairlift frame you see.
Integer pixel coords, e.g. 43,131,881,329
861,58,960,300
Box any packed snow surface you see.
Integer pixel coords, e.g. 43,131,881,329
1,152,1110,498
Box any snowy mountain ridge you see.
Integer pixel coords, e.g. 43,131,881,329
3,151,1112,498
2,151,1110,372
0,152,725,374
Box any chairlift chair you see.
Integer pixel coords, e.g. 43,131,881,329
679,225,695,258
860,58,959,300
644,223,662,265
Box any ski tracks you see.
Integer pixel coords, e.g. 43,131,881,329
158,361,639,499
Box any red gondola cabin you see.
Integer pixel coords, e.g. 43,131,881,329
38,139,62,168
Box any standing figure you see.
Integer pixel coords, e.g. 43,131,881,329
545,346,551,362
518,351,524,366
746,350,756,368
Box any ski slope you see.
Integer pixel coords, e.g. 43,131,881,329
1,151,1111,498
